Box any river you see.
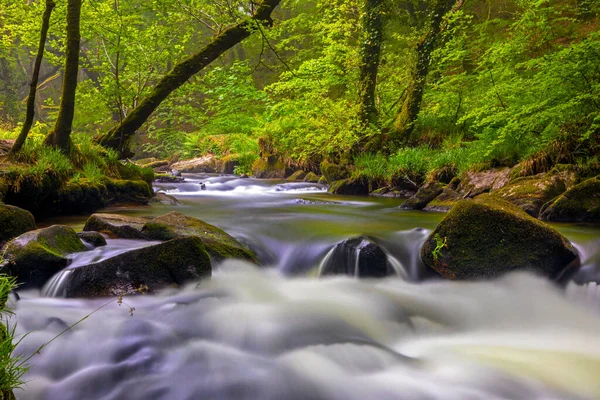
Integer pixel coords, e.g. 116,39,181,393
9,174,600,399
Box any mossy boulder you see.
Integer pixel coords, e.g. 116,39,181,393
370,186,415,198
319,237,396,278
490,169,577,217
2,225,87,288
303,172,320,183
0,204,36,245
154,174,185,183
400,182,445,210
320,161,349,184
105,179,153,205
141,212,257,263
62,236,212,298
328,178,369,196
540,176,600,222
77,231,107,248
252,157,286,179
286,170,306,181
83,213,150,239
318,176,328,185
421,197,579,280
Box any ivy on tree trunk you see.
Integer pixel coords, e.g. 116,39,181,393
10,0,56,155
357,0,384,128
391,0,457,146
96,0,282,159
43,0,82,154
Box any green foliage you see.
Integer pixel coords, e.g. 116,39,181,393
432,233,447,262
0,275,26,394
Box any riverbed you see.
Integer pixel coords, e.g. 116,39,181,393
10,174,600,400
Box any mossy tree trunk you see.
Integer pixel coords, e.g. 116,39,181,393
10,0,56,155
96,0,282,159
43,0,82,154
357,0,384,129
390,0,457,146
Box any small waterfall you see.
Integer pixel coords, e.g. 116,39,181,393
566,281,600,311
41,269,73,298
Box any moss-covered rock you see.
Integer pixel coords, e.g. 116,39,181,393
141,212,257,263
105,179,153,205
320,161,349,183
540,176,600,222
2,225,87,288
150,192,182,206
77,231,107,248
490,169,577,217
0,204,36,245
318,176,328,185
62,236,211,298
154,174,184,183
328,178,370,195
252,156,286,179
303,172,320,183
83,213,150,239
286,170,306,181
420,197,579,280
400,181,445,210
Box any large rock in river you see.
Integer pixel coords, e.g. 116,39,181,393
141,212,257,263
420,197,579,280
83,213,150,239
2,225,87,288
319,237,397,278
540,176,600,222
62,237,211,298
171,155,217,173
0,203,36,244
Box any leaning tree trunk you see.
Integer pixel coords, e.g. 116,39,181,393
10,0,56,155
43,0,82,154
96,0,282,158
357,0,384,128
391,0,457,145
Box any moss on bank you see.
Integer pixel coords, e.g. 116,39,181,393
0,276,23,399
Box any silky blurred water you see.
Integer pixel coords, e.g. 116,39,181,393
12,173,600,400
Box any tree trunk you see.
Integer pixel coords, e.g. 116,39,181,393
43,0,82,154
391,0,455,145
10,0,56,155
357,0,384,129
96,0,282,158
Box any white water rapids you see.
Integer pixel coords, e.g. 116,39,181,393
8,174,600,399
9,262,600,400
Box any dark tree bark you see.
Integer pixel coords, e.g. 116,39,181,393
391,0,459,145
357,0,384,128
10,0,56,155
43,0,82,154
96,0,282,158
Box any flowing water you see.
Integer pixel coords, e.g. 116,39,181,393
10,174,600,400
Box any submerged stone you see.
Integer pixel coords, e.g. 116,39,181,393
3,225,87,288
420,197,579,280
319,236,396,278
62,236,211,298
